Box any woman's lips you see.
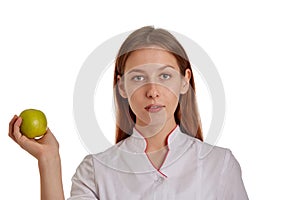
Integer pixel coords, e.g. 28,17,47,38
144,104,165,113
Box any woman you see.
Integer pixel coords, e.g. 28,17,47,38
9,26,248,199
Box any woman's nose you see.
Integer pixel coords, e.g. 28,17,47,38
146,84,160,98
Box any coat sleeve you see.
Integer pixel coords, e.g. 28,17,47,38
67,155,99,200
218,149,249,200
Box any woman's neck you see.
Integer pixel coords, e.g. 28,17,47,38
135,118,177,152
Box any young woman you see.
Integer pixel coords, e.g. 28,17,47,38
8,26,248,199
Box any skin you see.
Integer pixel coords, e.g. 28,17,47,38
118,48,191,168
8,47,191,198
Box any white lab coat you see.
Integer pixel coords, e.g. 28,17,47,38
68,126,248,199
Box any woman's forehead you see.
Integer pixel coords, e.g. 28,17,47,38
124,48,179,72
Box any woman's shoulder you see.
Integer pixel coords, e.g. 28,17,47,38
89,140,125,161
83,140,155,173
73,141,123,170
179,131,230,157
181,132,238,167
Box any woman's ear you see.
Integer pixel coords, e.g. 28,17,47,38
117,75,127,98
180,69,191,94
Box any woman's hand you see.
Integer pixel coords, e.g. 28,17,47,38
8,115,59,162
8,115,65,200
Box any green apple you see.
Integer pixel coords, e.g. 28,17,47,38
19,109,47,138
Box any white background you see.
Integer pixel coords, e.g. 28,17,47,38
1,0,299,199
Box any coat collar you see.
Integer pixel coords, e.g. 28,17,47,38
94,125,196,176
127,125,181,153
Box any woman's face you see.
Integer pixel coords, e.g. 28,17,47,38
118,48,191,129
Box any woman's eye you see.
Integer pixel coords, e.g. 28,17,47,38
160,74,171,80
132,75,145,81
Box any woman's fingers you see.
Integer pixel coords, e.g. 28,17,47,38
12,116,23,141
8,115,18,141
8,114,59,160
9,116,39,155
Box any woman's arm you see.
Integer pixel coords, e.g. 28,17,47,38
8,115,65,200
219,149,248,200
38,153,64,200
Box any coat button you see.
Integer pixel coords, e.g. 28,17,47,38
154,175,163,183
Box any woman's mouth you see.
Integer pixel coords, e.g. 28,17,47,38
144,104,165,113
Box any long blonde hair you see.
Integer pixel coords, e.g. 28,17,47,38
113,26,203,143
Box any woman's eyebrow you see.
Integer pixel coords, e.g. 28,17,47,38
126,65,175,74
126,69,145,74
158,65,175,70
